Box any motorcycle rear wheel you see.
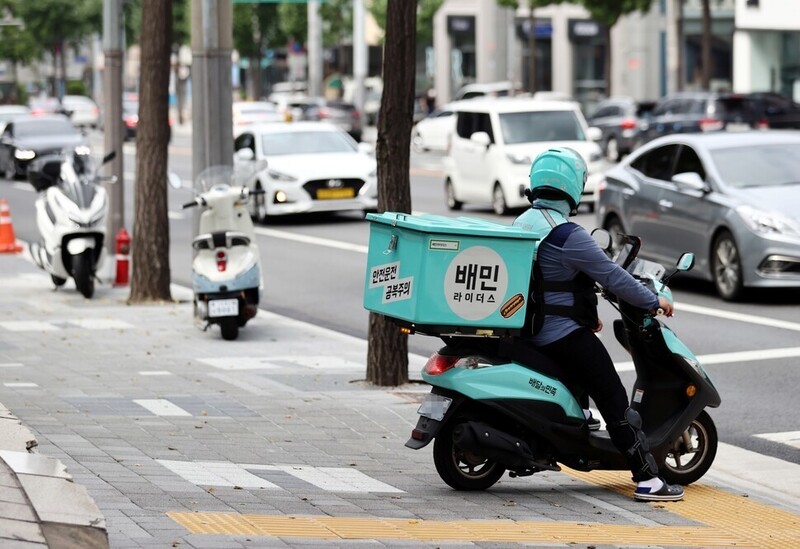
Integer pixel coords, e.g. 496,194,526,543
72,251,95,298
220,318,239,341
433,421,506,491
660,411,717,485
51,274,67,287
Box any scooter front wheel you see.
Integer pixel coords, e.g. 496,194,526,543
661,410,718,485
433,420,506,491
72,250,95,298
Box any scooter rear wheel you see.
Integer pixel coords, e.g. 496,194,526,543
661,410,718,485
433,420,506,491
51,274,67,287
220,318,239,341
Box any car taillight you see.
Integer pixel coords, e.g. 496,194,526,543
596,179,607,197
757,118,769,129
620,118,637,130
353,110,361,120
318,108,330,119
423,354,459,376
216,251,227,272
699,118,724,132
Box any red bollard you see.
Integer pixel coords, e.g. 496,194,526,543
115,228,131,286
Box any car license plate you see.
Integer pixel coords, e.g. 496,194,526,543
417,393,452,421
317,187,355,200
726,122,750,132
208,298,238,318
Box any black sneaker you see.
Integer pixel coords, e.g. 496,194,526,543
634,479,685,502
586,412,601,431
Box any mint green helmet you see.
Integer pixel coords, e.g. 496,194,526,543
527,147,587,213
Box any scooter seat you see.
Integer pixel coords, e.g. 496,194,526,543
192,231,251,250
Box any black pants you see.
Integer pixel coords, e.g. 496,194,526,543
525,328,656,482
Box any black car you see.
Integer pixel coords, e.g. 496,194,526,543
745,92,800,129
0,115,87,180
587,96,656,161
637,92,764,145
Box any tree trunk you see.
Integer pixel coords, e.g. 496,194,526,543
129,0,173,304
701,0,712,90
527,3,536,94
366,0,417,387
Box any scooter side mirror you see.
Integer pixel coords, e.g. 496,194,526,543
591,228,612,252
235,148,255,162
102,151,117,165
676,253,695,272
167,171,182,190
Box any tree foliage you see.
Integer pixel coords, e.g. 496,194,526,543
368,0,443,45
273,0,354,48
0,1,42,82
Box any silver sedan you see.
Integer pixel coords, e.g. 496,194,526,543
595,131,800,300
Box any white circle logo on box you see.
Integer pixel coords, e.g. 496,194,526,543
445,246,508,320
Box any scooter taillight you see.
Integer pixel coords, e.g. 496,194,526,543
216,251,227,272
424,354,459,376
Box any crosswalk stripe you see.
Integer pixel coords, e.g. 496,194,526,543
157,459,280,489
754,431,800,450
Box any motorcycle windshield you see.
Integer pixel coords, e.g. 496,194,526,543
195,161,268,193
58,162,98,209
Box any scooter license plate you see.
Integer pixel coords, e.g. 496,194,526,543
208,299,239,318
417,394,452,422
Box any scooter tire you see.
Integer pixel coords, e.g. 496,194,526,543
220,318,239,341
73,251,95,298
660,410,718,486
51,274,67,287
433,420,506,491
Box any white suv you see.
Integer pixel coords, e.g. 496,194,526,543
443,98,605,214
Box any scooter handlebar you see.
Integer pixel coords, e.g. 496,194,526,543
182,201,198,209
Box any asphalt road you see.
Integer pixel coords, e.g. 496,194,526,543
3,126,799,469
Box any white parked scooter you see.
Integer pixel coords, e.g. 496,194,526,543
181,164,265,340
28,149,116,298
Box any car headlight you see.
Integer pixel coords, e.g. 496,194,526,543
15,149,36,160
736,205,800,238
506,153,531,165
75,145,91,156
267,169,297,182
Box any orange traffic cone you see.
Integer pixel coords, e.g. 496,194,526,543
0,198,23,253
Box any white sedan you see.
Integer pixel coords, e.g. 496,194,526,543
411,106,455,152
233,121,378,221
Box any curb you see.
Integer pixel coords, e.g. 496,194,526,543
0,403,108,549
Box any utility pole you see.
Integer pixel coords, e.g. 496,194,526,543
307,0,323,98
353,0,367,114
103,0,125,260
191,0,233,232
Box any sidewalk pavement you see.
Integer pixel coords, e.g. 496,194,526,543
1,251,799,548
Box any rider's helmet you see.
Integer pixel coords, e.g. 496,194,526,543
526,147,587,215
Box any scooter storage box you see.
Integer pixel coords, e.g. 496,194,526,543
364,212,539,336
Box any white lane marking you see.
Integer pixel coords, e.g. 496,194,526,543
12,182,33,192
138,371,172,376
0,363,23,368
69,319,134,330
254,227,368,254
678,302,800,332
614,346,800,372
3,382,38,388
157,459,280,489
755,431,800,450
168,211,184,220
197,355,362,371
260,464,404,493
133,399,192,417
0,321,59,332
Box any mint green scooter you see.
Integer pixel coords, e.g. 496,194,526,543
406,233,721,491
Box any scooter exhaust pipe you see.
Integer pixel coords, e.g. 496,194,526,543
452,421,541,470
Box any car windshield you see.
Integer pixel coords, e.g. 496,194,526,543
260,130,355,155
16,119,76,137
499,110,585,144
711,144,800,188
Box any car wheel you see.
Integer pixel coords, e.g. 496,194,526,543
603,216,626,258
492,183,509,216
445,179,462,211
251,181,268,224
711,230,744,301
605,137,620,162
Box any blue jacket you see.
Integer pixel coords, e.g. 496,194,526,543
513,199,659,346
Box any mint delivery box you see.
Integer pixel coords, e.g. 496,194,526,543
364,212,539,336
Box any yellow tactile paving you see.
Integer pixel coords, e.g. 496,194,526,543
167,468,800,546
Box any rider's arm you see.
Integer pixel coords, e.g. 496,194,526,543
561,229,660,311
